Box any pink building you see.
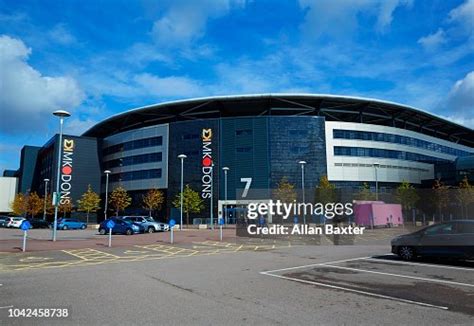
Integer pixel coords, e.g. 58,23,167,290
354,201,404,227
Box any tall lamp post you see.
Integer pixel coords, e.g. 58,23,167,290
43,178,50,220
222,167,229,225
373,162,380,201
52,109,71,242
298,160,307,225
104,170,111,220
178,154,187,230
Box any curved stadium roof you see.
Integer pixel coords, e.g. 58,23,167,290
83,94,474,147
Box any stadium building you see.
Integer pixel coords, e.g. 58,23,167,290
5,94,474,221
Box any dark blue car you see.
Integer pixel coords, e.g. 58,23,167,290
98,218,141,235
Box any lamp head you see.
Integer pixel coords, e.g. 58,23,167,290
178,154,187,159
298,160,307,165
44,178,50,182
104,170,111,174
222,167,230,171
53,110,71,118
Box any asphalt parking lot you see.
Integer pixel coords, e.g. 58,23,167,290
1,228,473,325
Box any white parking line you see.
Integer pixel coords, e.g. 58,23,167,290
0,305,13,309
262,256,370,274
260,271,448,310
365,257,474,272
320,264,474,288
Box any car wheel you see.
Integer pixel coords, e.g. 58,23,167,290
125,228,133,235
99,228,106,235
63,225,68,230
147,227,155,233
81,224,86,230
398,246,415,261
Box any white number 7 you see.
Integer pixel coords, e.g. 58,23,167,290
240,178,252,198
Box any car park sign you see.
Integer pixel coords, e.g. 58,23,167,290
106,220,114,247
21,220,31,252
20,220,32,231
106,220,115,229
169,219,176,244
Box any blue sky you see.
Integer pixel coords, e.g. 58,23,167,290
0,0,473,172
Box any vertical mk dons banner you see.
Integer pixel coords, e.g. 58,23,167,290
60,139,74,205
201,129,213,199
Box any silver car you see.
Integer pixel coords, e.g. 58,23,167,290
121,216,169,233
391,220,474,261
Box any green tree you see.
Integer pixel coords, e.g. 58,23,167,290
77,185,101,224
142,189,165,217
43,194,55,218
109,186,132,216
59,201,73,218
315,175,337,204
395,181,419,217
456,176,474,218
355,182,375,201
274,177,297,203
26,192,43,218
432,179,449,218
172,184,204,226
10,193,28,216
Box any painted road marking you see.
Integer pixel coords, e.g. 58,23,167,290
365,256,474,272
319,264,474,289
0,305,14,309
62,248,120,260
19,257,51,262
262,257,370,274
260,271,448,310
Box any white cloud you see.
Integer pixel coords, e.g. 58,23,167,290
418,28,447,50
449,0,474,33
0,35,84,134
133,73,203,98
442,71,474,128
48,24,76,45
298,0,411,38
376,0,413,32
65,118,99,136
151,0,245,47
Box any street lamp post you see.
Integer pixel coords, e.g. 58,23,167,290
178,154,187,230
104,170,111,220
43,178,50,220
52,109,71,242
222,167,229,225
373,162,380,201
298,161,307,225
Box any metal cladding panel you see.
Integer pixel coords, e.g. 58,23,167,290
220,117,270,200
168,119,219,218
268,116,327,190
60,136,102,203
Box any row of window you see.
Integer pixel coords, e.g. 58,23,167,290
107,169,162,182
333,130,470,157
103,136,163,155
104,153,162,169
334,162,429,173
334,146,451,164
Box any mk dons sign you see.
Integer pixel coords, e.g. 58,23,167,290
201,129,213,199
59,139,75,205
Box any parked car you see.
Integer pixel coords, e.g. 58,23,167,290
391,220,474,261
57,218,87,230
120,216,169,233
98,218,141,235
7,217,25,228
28,218,51,229
0,216,10,227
